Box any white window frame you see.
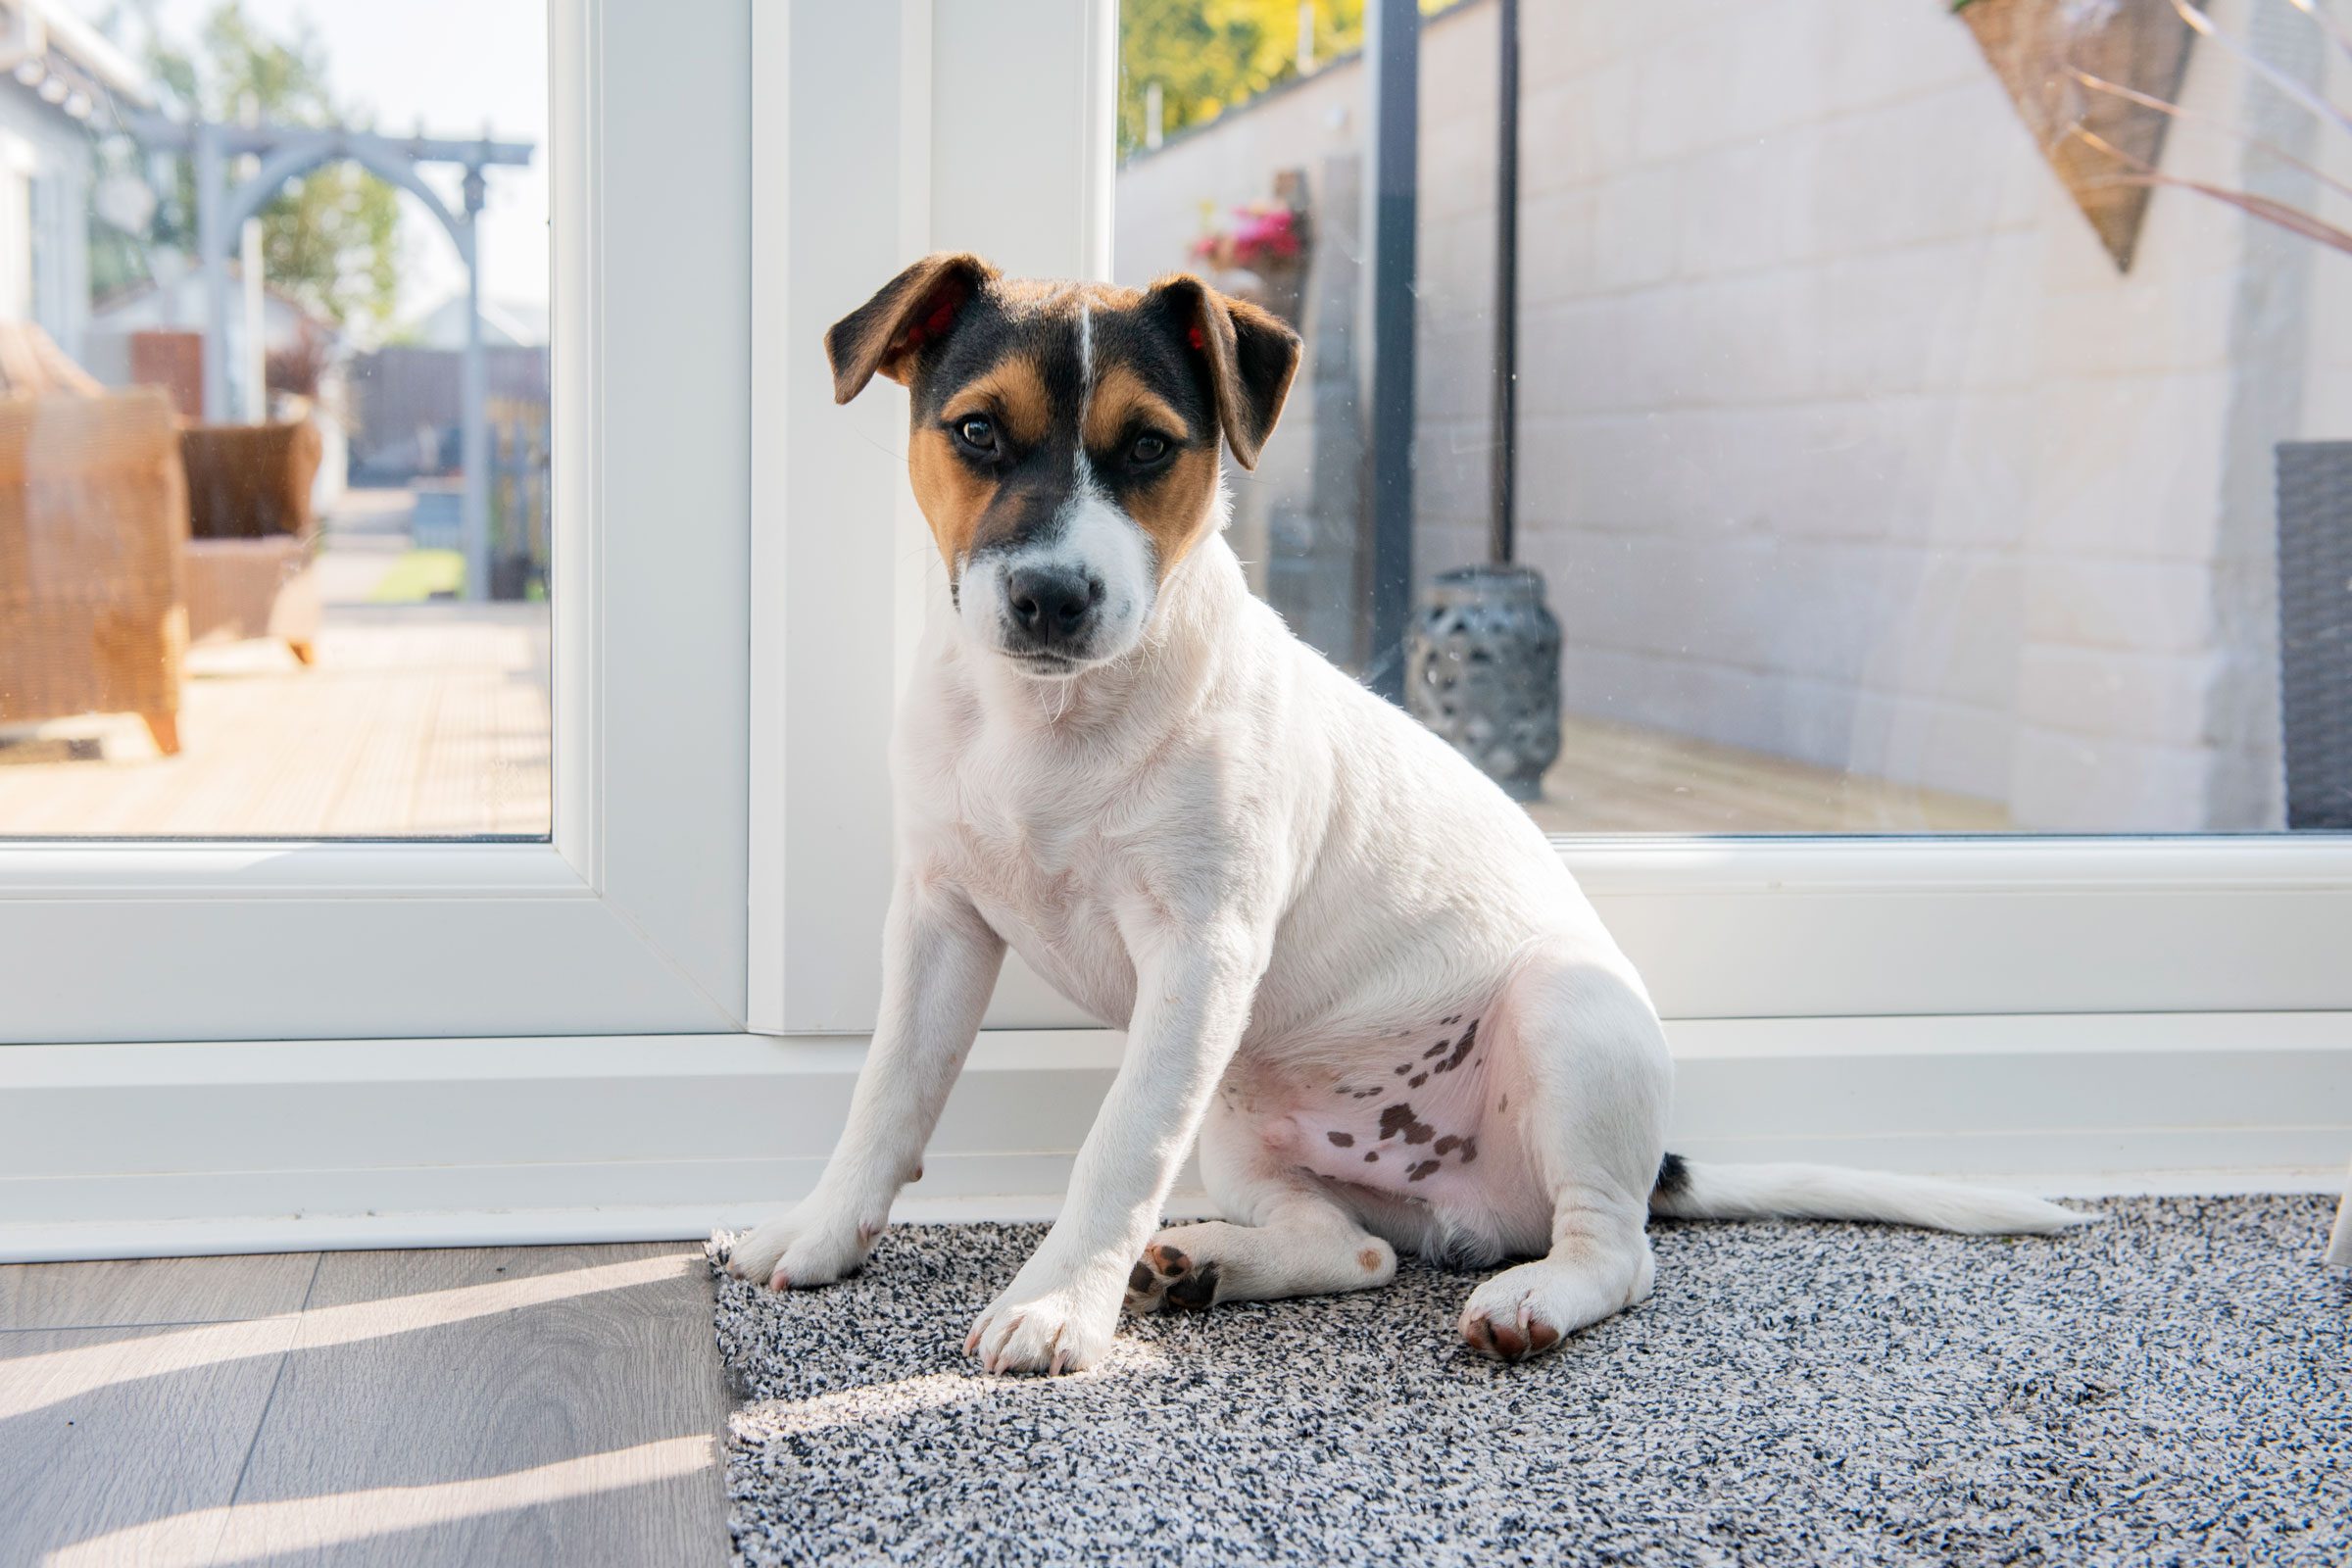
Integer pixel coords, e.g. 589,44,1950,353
0,0,753,1047
2,0,2344,1262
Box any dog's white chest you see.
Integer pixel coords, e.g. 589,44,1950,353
952,834,1139,1028
913,753,1146,1027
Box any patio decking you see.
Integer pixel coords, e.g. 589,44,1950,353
0,490,1999,840
1528,713,2011,835
0,606,552,838
0,490,551,840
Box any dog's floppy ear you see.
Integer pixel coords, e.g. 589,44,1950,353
825,252,999,404
1151,273,1301,470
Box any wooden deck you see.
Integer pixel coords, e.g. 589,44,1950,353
1526,713,2010,835
0,605,552,839
1,671,1999,840
1,489,1996,841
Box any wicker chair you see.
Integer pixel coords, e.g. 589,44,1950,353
180,419,324,664
0,386,190,754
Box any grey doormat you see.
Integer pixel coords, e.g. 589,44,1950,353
710,1196,2349,1566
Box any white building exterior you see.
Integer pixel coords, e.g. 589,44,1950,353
1115,0,2352,832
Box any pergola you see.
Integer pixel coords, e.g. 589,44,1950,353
129,117,535,600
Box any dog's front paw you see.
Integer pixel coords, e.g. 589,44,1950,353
723,1201,878,1292
965,1275,1119,1375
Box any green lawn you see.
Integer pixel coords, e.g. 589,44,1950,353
368,549,466,604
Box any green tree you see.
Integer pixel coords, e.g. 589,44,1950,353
128,0,401,332
1118,0,1454,160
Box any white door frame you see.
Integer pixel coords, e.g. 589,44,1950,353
0,0,752,1045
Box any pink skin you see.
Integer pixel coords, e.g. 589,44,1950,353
1211,993,1558,1272
1277,1013,1499,1204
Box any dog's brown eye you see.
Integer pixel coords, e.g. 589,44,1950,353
954,416,997,454
1128,433,1168,466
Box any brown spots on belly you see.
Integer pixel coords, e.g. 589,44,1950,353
1363,1152,1378,1163
1434,1135,1460,1156
1327,1131,1354,1149
1407,1159,1442,1182
1378,1102,1438,1146
1408,1073,1428,1089
1431,1018,1481,1075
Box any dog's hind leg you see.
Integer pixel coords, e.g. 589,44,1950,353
1126,1097,1396,1313
1457,944,1672,1361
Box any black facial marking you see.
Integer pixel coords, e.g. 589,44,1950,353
1654,1152,1690,1200
1407,1159,1442,1182
1327,1131,1355,1149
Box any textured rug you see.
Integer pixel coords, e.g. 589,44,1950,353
710,1197,2349,1566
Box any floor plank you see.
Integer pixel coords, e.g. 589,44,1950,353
0,1252,319,1332
0,1320,299,1566
212,1243,728,1567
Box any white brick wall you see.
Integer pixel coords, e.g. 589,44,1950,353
1115,0,2344,829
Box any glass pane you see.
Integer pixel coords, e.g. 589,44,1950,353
1116,0,2350,834
0,0,549,838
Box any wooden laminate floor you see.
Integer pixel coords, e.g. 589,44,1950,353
0,1245,731,1567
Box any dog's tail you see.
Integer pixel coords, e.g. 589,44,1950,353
1646,1152,2091,1236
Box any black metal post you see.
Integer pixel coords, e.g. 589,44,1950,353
1364,0,1419,704
1489,0,1519,565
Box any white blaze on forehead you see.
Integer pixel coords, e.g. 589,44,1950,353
1075,303,1097,489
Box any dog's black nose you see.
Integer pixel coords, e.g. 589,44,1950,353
1004,565,1102,648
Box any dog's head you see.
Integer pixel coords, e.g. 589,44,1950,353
828,254,1299,677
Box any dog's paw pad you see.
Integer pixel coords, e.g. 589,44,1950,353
1164,1259,1219,1312
1123,1244,1218,1315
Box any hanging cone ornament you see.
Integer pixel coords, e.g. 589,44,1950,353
1960,0,2204,271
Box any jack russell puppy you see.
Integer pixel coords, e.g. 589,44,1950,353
728,254,2085,1375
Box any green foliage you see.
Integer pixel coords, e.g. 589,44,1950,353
368,548,466,604
1119,0,1451,161
132,0,402,331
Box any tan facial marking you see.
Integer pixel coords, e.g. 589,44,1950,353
947,355,1053,448
907,424,995,567
1082,365,1186,452
910,353,1055,569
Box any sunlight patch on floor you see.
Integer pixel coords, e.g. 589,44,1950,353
45,1435,714,1568
0,1251,694,1421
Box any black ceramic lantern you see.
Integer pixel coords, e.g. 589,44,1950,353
1405,564,1561,802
